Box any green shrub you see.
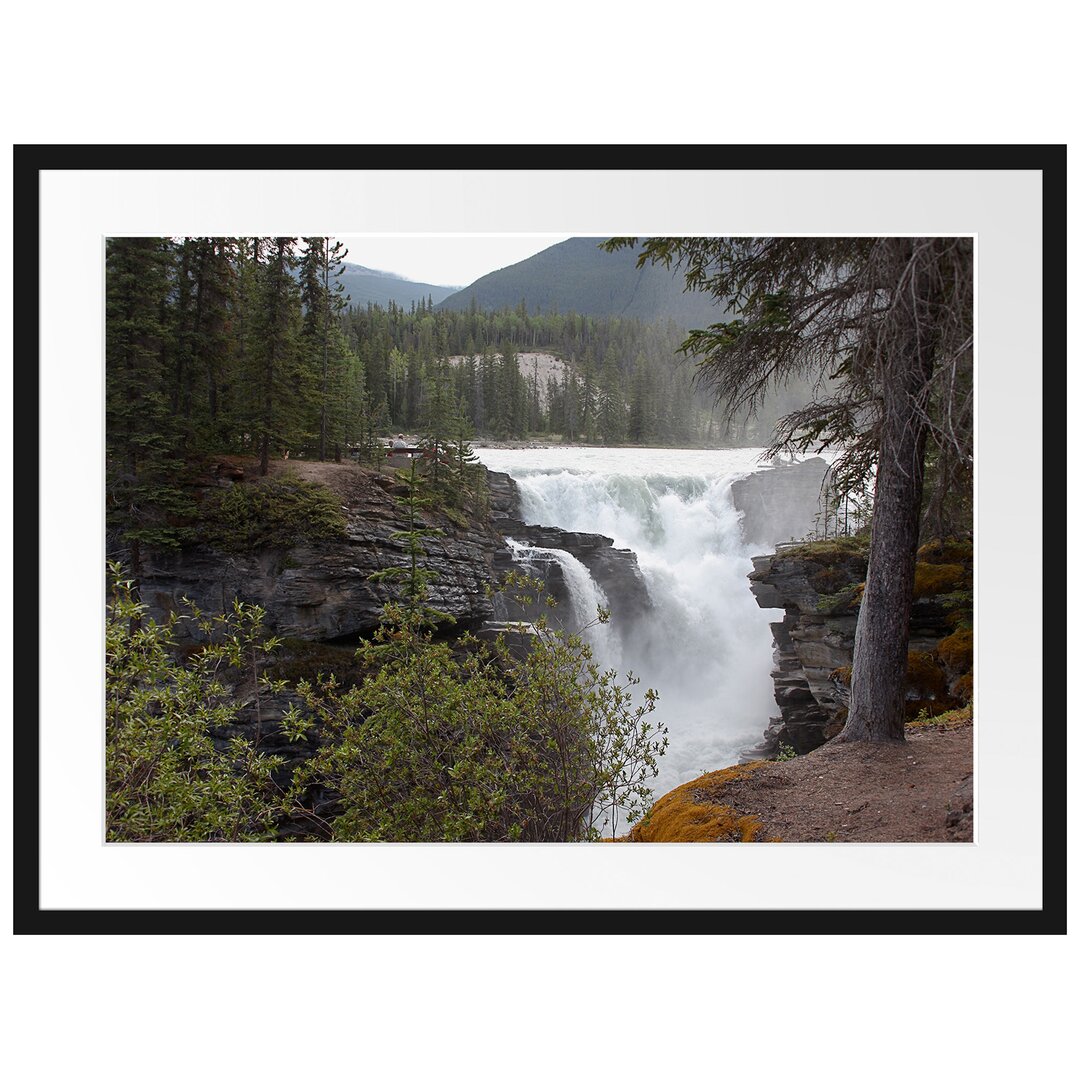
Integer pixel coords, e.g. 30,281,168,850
289,573,667,842
200,475,346,552
105,564,301,841
816,581,864,615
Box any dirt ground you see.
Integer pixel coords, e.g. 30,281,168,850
712,718,974,842
262,456,378,497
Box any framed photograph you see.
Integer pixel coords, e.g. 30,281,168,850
15,145,1064,932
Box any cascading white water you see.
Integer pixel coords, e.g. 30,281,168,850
503,538,621,670
479,447,780,808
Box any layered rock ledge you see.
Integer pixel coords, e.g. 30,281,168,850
744,537,972,758
486,470,652,630
129,459,501,641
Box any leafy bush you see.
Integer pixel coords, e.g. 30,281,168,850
106,456,668,843
105,564,300,841
289,573,667,842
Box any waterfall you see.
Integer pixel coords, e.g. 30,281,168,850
504,538,621,670
479,447,779,807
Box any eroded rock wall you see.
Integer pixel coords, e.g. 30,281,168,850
744,540,973,758
134,470,500,641
730,457,830,551
486,471,652,629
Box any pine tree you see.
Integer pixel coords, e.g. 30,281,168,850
597,345,626,444
247,238,304,476
105,237,190,566
580,349,597,441
419,358,458,496
299,237,350,459
606,235,974,744
628,353,656,444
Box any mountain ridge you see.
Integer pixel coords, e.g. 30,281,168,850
337,261,460,308
436,237,728,325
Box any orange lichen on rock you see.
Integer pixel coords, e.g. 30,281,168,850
907,650,948,697
913,562,967,598
951,673,974,702
626,761,772,842
917,538,973,565
937,627,973,674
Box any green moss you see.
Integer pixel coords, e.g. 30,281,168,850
199,477,347,552
906,703,972,729
781,535,870,562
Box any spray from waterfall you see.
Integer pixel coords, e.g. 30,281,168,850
480,447,779,807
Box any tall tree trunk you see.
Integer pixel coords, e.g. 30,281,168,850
320,238,329,461
840,267,936,743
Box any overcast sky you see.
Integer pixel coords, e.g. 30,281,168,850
331,234,573,288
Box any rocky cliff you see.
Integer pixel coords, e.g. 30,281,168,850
730,456,830,550
486,470,652,630
130,460,651,647
132,459,500,642
743,538,973,758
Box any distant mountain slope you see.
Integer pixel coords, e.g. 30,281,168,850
337,263,460,309
436,237,727,326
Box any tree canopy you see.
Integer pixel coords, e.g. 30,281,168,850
605,236,974,742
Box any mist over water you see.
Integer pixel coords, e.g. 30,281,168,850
478,447,780,808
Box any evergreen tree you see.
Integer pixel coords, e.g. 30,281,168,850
628,353,656,443
299,237,350,459
105,237,189,567
606,235,974,744
418,358,458,495
561,366,581,442
247,238,304,475
597,345,626,444
497,343,518,437
580,349,597,441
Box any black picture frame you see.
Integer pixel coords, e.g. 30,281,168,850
14,144,1066,934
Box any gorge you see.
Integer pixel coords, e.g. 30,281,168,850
478,447,832,801
130,450,835,820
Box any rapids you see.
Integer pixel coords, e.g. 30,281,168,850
476,447,783,811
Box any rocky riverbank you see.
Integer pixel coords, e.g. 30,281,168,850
741,536,973,758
